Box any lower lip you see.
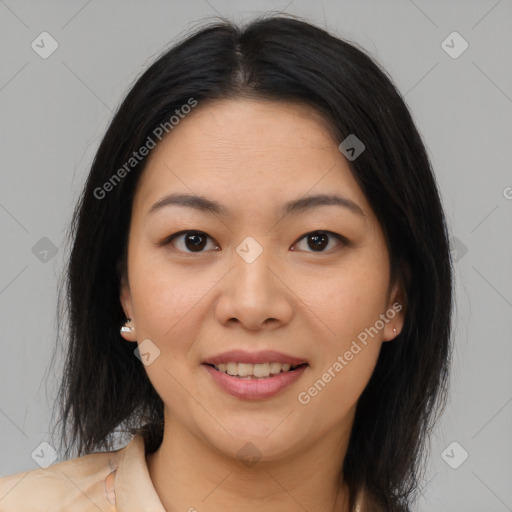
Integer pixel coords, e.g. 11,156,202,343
202,364,308,400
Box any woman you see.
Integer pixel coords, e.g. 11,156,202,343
0,13,453,512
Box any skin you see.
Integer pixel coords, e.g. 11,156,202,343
120,98,405,512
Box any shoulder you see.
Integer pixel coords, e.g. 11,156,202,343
0,444,125,512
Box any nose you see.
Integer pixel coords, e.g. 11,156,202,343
213,247,294,331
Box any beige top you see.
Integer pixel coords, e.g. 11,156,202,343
0,435,365,511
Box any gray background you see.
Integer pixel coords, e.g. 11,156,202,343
0,1,511,510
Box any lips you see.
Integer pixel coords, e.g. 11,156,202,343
203,363,308,399
201,349,309,400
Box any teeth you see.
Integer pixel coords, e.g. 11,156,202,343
238,363,253,377
253,363,270,378
215,362,298,378
270,362,283,374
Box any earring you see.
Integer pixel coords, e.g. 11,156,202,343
121,318,134,334
393,328,397,334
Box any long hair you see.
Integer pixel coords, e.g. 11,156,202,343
49,14,453,511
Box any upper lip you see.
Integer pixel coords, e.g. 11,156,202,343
202,350,308,366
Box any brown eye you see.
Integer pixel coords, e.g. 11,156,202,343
164,231,219,253
292,231,346,253
183,232,207,251
307,232,329,251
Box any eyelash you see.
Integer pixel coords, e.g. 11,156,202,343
160,230,348,254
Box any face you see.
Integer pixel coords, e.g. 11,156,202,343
120,98,404,461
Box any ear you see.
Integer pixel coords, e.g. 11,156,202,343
119,271,137,342
382,279,406,342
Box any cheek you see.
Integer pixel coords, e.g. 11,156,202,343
299,344,380,419
303,261,389,341
299,273,385,412
128,253,215,344
297,256,389,409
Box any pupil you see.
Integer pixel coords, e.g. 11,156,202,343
308,232,328,251
185,233,206,251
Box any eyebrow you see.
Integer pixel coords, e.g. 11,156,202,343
147,192,365,218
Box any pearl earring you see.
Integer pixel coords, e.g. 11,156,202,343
393,328,397,334
121,318,134,333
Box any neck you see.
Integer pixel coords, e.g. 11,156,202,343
146,411,355,512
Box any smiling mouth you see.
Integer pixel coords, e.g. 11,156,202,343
204,362,308,379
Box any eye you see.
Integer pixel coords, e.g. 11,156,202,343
291,230,347,253
162,231,219,253
160,229,347,254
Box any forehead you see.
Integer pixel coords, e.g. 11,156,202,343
133,98,372,221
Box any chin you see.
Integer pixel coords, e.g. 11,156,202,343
201,424,305,464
